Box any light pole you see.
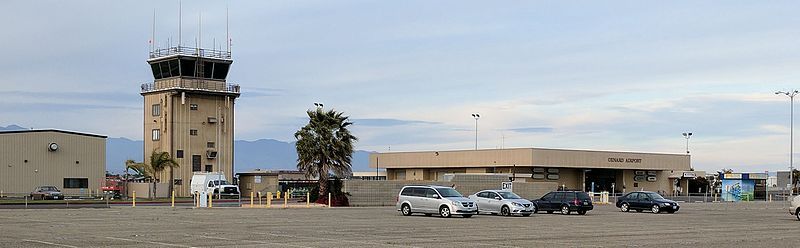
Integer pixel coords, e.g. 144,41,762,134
682,132,692,155
682,132,692,171
776,90,798,196
471,113,480,150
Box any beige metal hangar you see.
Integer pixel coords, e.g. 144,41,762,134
0,129,106,195
369,148,691,194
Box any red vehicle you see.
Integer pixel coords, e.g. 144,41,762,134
102,176,125,199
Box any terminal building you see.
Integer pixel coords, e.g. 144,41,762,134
0,130,106,195
369,148,691,194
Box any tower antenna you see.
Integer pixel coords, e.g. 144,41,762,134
151,9,156,52
178,0,182,48
198,12,202,50
226,5,230,53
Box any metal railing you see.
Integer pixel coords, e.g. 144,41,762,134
141,78,240,94
149,46,231,60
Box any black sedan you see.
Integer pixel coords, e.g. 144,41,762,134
616,191,679,214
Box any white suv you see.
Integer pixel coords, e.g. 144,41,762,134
790,195,800,220
396,185,477,218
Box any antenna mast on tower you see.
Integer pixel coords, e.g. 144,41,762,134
178,0,182,48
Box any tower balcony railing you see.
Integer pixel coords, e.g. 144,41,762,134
141,78,240,94
149,46,232,60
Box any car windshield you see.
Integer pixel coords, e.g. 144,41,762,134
213,180,229,186
40,186,57,191
497,191,521,199
436,188,463,198
645,192,665,200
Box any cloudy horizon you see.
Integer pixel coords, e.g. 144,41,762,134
2,1,800,173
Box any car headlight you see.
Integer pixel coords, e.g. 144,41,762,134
661,202,671,206
512,202,523,207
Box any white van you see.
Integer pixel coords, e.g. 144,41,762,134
190,172,240,199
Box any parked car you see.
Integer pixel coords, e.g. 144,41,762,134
30,186,63,200
530,190,593,215
469,190,535,216
789,195,800,220
396,185,478,218
616,191,679,214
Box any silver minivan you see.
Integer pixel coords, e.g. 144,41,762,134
396,185,478,218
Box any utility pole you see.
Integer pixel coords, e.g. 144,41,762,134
776,90,798,196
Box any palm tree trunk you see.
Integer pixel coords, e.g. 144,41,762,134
169,167,174,198
152,176,157,199
319,175,328,202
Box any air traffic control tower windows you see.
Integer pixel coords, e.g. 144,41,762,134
149,57,231,80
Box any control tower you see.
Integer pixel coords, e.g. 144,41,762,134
141,46,240,197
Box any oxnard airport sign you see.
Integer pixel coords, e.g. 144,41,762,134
608,157,643,163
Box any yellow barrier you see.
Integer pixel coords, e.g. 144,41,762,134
195,192,199,208
258,192,262,206
208,192,213,208
132,191,136,208
307,192,310,208
284,191,288,208
250,192,254,207
267,192,272,208
171,191,175,208
328,193,331,208
277,191,281,199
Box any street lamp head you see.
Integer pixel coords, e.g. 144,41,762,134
472,113,480,119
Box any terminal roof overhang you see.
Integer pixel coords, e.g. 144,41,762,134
369,148,690,171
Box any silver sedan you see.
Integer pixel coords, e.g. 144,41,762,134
468,190,535,216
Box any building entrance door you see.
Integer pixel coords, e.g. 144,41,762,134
585,169,616,192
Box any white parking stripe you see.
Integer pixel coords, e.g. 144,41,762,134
185,234,313,248
104,236,195,248
22,239,79,248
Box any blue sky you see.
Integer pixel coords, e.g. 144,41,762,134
1,1,800,172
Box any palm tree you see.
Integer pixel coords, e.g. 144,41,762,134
295,108,357,202
148,150,179,198
125,159,150,179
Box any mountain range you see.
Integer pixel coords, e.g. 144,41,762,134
1,125,374,174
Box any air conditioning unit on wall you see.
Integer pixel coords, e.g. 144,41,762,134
206,150,217,159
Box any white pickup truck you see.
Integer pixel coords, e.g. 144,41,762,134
190,172,240,199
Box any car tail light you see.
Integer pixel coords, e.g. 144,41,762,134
396,196,399,203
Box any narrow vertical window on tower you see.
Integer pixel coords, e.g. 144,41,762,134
205,165,213,172
176,150,184,158
190,104,198,110
207,142,215,148
152,104,161,116
152,129,160,141
190,129,198,136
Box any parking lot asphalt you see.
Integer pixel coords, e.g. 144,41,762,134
0,202,798,248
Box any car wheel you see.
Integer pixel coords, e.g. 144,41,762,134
501,206,511,217
577,210,586,215
440,206,451,218
620,203,630,212
401,204,412,216
561,205,570,215
522,214,531,217
651,205,660,214
462,214,472,218
795,208,800,221
531,204,538,214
